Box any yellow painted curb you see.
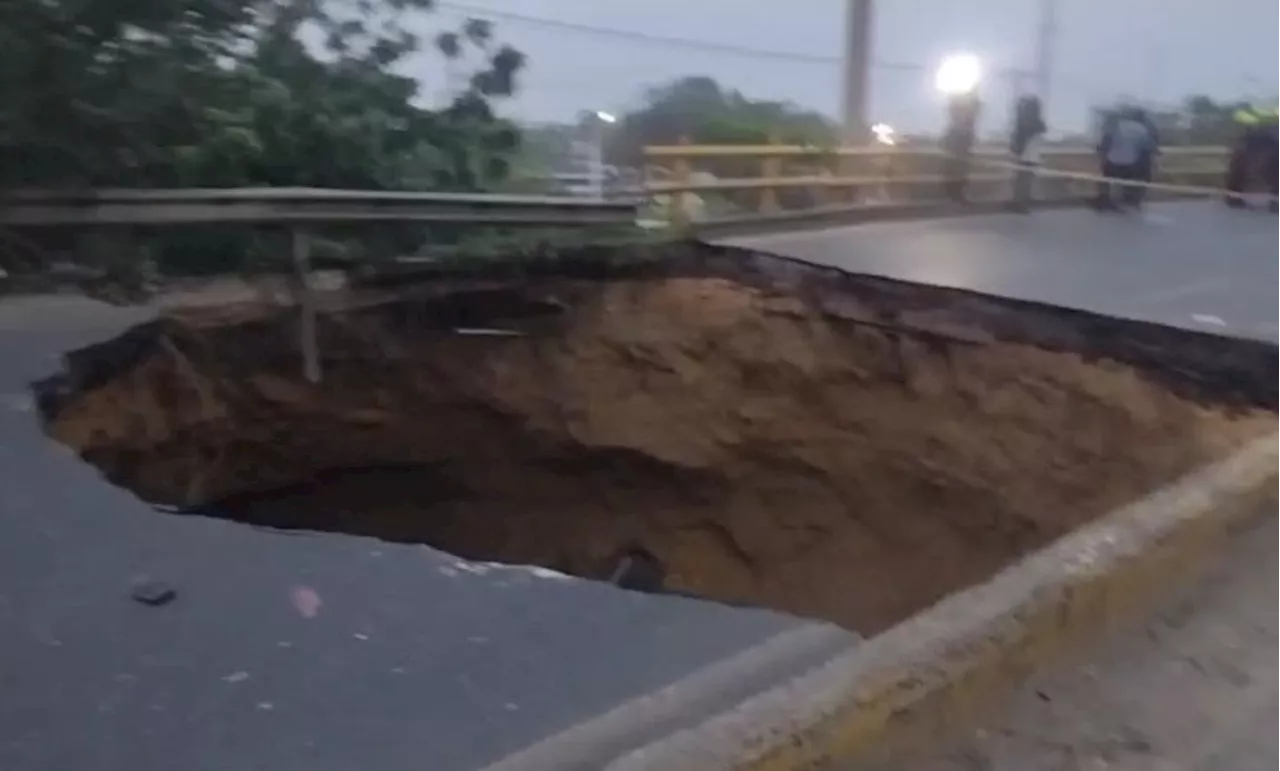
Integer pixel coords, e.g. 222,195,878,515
605,433,1278,771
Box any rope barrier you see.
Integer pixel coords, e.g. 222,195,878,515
956,151,1278,204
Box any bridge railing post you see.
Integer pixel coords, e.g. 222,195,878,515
668,136,692,231
758,133,782,215
290,226,321,384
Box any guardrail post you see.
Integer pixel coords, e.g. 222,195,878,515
816,164,834,207
668,136,692,231
290,226,321,384
867,146,893,204
759,133,782,214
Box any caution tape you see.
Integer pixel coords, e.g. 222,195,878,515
947,150,1279,204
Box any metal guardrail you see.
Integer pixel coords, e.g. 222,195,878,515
0,157,1235,378
641,143,1231,228
642,143,1230,160
0,187,638,227
0,187,640,385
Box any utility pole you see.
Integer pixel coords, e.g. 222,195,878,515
1033,0,1057,109
1145,45,1165,103
841,0,875,144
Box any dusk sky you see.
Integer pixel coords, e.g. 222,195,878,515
406,0,1279,134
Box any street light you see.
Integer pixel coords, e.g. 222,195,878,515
589,111,618,198
934,53,983,95
871,122,896,145
935,54,983,204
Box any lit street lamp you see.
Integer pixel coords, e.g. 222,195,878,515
590,111,618,199
935,54,984,204
871,122,896,145
934,53,983,96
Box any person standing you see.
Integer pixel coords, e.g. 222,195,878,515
1094,105,1156,212
1264,115,1279,213
1093,108,1120,211
1009,95,1047,213
1125,106,1160,210
943,91,982,203
1225,104,1279,211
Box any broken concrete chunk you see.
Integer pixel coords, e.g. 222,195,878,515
130,579,176,607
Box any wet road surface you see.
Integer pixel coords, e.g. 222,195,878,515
0,297,818,771
1,202,1274,770
721,202,1278,342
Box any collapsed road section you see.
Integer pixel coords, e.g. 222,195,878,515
34,242,1277,635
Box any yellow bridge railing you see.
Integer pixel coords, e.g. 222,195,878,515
641,140,1231,229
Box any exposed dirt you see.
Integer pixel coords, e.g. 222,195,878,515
34,244,1277,634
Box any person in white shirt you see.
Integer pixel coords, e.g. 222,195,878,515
1094,105,1157,212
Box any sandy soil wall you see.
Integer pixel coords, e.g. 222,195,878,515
36,246,1276,633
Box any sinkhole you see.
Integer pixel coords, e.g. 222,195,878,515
35,245,1277,634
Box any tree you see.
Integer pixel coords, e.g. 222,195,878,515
0,0,525,191
0,0,528,276
605,76,837,166
1178,94,1250,145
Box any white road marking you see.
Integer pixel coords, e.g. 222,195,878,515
1142,277,1237,306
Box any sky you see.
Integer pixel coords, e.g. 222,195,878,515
403,0,1279,134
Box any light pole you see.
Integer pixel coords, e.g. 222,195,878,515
590,110,617,199
935,54,984,203
841,0,875,144
1033,0,1057,110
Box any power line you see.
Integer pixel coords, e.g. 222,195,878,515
435,1,925,71
436,2,1122,111
1033,0,1058,108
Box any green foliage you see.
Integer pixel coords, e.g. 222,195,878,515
1175,94,1260,145
415,225,667,264
606,76,838,165
346,225,677,291
0,0,529,276
0,0,525,192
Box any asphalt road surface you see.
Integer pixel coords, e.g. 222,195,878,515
0,202,1274,771
0,297,820,771
719,202,1279,342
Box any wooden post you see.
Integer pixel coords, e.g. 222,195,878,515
759,133,782,214
867,147,893,205
816,164,834,207
668,136,693,231
291,226,321,384
837,147,856,205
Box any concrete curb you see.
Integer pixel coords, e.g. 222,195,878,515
600,433,1277,771
478,623,857,771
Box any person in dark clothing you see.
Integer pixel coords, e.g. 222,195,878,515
1093,110,1120,211
1225,107,1279,211
1009,95,1047,212
1264,123,1280,213
942,92,981,203
1094,105,1157,212
1126,107,1160,209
